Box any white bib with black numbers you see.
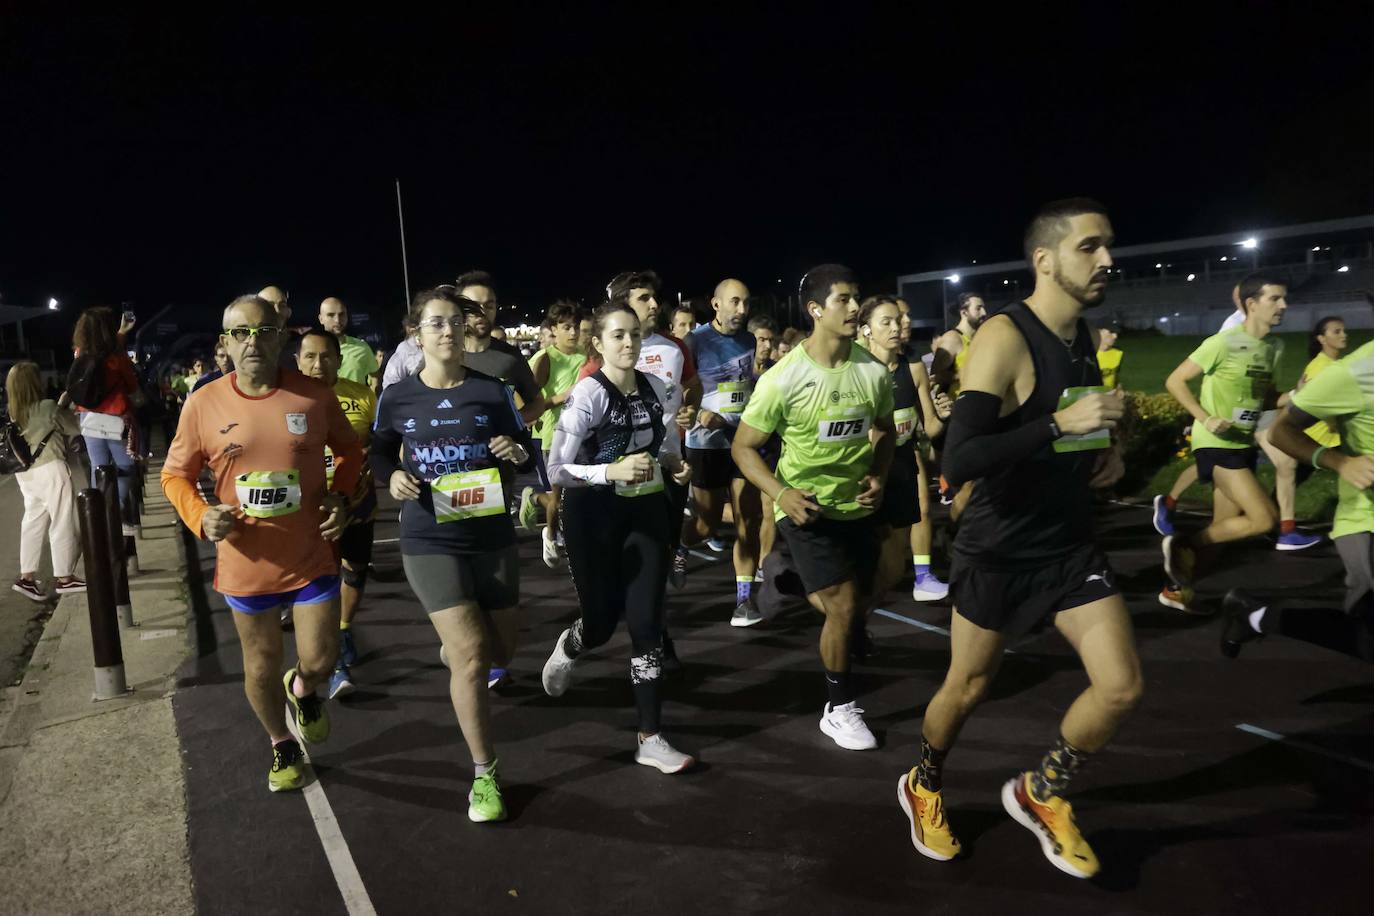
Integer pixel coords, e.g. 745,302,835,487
235,470,302,519
817,406,871,444
432,467,506,523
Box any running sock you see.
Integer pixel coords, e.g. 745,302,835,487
914,554,931,578
1164,495,1178,511
1029,734,1091,801
754,570,763,583
915,736,948,792
339,620,351,631
291,672,311,699
824,668,855,707
1280,519,1296,535
474,758,497,777
1248,607,1269,634
736,577,753,604
630,646,664,735
271,735,295,747
565,619,586,659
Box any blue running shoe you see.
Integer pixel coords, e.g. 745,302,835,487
327,665,355,700
487,667,508,689
1152,495,1175,537
339,629,358,668
1276,530,1322,552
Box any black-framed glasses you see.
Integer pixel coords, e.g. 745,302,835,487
223,325,283,343
417,315,466,332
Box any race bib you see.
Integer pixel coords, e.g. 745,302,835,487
1053,387,1110,453
614,455,664,497
324,447,336,486
702,379,752,415
432,468,505,523
235,470,302,519
1231,404,1262,432
894,406,917,447
817,407,871,444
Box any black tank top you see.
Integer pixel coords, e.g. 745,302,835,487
953,301,1104,568
891,355,919,457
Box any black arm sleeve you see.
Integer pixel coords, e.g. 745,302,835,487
941,390,1056,488
369,396,403,484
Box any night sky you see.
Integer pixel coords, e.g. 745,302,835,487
3,6,1372,342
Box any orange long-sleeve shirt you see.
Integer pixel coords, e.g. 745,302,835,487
161,370,362,597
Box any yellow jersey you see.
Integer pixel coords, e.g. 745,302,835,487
1300,352,1341,448
1097,348,1123,390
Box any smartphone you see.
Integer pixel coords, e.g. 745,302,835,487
122,310,136,325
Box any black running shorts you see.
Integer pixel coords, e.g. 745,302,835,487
777,514,880,596
687,447,742,490
401,544,520,613
949,544,1119,637
877,450,921,528
339,519,375,570
1194,446,1258,484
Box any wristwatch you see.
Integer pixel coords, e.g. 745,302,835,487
1048,417,1063,440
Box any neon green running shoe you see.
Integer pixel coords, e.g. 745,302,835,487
283,668,331,744
518,486,541,530
468,768,506,823
269,739,306,793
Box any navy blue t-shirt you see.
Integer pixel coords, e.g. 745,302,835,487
370,369,534,555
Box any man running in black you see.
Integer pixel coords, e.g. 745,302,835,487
897,199,1139,879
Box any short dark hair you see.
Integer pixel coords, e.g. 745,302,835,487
455,270,496,298
956,292,984,313
1023,197,1109,264
297,325,342,358
1238,272,1287,313
799,264,858,310
747,314,778,335
408,287,478,326
546,299,580,326
606,269,661,306
858,294,899,328
672,302,696,320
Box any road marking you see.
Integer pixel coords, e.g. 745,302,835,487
287,717,377,915
688,549,722,563
874,607,950,637
1235,723,1374,773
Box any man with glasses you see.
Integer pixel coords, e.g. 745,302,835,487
162,295,364,793
319,297,380,386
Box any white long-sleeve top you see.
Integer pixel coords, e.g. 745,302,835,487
548,373,682,487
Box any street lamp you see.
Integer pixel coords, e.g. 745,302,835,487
47,297,59,310
1240,237,1258,249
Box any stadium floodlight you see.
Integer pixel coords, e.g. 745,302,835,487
1220,256,1228,262
1240,237,1259,249
946,274,960,284
47,297,59,310
1155,263,1163,269
1338,266,1351,273
1187,273,1197,281
1313,246,1322,251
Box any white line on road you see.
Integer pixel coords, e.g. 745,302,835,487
688,549,722,563
874,607,950,637
287,718,377,916
1235,723,1374,773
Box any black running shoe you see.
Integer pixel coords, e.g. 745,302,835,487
1221,588,1270,659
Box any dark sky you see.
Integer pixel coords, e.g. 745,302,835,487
3,6,1373,339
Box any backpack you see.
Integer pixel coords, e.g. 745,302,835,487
0,423,54,475
67,353,109,410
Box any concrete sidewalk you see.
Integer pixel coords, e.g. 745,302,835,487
0,461,195,914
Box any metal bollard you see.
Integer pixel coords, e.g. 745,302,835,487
95,466,134,627
122,481,141,578
77,489,128,700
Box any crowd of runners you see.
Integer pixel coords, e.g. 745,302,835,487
6,196,1360,883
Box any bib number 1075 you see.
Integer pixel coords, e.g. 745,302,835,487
818,417,869,442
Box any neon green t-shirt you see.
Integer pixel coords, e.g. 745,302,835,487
530,347,587,446
741,341,894,521
338,335,381,386
1291,340,1374,539
1186,325,1282,450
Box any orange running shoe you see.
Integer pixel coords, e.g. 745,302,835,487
1001,771,1100,879
896,769,961,861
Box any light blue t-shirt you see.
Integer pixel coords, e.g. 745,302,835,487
685,323,756,450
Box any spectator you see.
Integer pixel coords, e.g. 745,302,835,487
191,342,232,394
68,306,140,512
6,361,85,601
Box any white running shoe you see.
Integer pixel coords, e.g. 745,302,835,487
819,701,878,751
542,528,563,570
634,734,696,774
706,537,729,553
541,628,577,697
912,574,949,602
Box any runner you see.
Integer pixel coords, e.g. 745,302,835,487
539,302,696,773
898,199,1137,879
675,279,766,626
858,296,951,604
520,301,587,568
457,270,545,424
732,264,896,751
161,294,363,793
670,302,697,341
371,287,536,821
932,292,987,396
1096,321,1123,389
295,327,378,699
748,314,778,376
319,298,380,385
382,316,423,390
1228,337,1374,660
1160,273,1290,612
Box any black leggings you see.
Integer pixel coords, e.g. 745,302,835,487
561,485,671,732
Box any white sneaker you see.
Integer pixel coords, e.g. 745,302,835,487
819,701,877,751
706,537,728,553
635,733,695,774
912,574,949,602
542,528,563,569
541,628,577,697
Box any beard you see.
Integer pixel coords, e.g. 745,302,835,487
1054,263,1108,308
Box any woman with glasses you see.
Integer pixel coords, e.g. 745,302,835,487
370,287,537,823
539,302,696,774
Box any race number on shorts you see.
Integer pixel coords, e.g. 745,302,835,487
614,455,665,497
1053,387,1111,453
432,468,506,523
236,470,302,519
